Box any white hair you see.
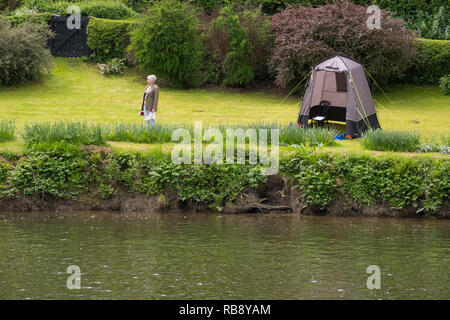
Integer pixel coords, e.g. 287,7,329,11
147,75,156,82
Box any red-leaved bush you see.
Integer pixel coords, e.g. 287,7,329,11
268,0,417,89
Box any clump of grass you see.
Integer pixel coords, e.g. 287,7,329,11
103,122,188,144
361,130,421,152
0,120,16,142
21,122,106,148
20,121,341,148
281,126,338,146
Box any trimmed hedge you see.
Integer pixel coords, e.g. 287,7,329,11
87,17,137,63
408,38,450,85
5,12,51,25
20,0,136,20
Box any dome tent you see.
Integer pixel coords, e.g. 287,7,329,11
297,56,380,137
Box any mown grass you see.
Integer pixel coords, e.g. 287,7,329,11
0,57,449,155
0,58,299,128
0,58,448,136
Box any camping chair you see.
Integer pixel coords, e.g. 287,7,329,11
312,100,331,128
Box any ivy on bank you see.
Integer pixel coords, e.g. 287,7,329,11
281,150,450,215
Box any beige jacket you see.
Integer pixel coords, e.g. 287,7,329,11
143,84,159,112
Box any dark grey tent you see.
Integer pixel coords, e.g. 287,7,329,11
297,56,380,137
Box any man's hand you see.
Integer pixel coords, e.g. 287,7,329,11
152,109,155,112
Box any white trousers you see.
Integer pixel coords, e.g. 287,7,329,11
144,108,156,127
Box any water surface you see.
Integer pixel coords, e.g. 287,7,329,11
0,212,448,299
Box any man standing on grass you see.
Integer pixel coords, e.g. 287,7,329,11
142,74,159,127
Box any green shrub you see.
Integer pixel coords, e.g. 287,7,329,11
19,0,136,19
361,130,421,152
408,38,450,85
0,121,16,142
0,19,53,86
439,74,450,95
129,0,204,88
87,17,136,63
21,122,106,148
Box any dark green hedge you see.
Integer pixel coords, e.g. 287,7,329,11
86,17,137,63
408,38,450,85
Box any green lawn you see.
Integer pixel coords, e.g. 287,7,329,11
0,57,449,155
0,58,299,127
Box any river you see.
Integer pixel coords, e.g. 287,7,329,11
0,212,449,299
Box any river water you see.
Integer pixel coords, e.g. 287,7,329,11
0,212,448,300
